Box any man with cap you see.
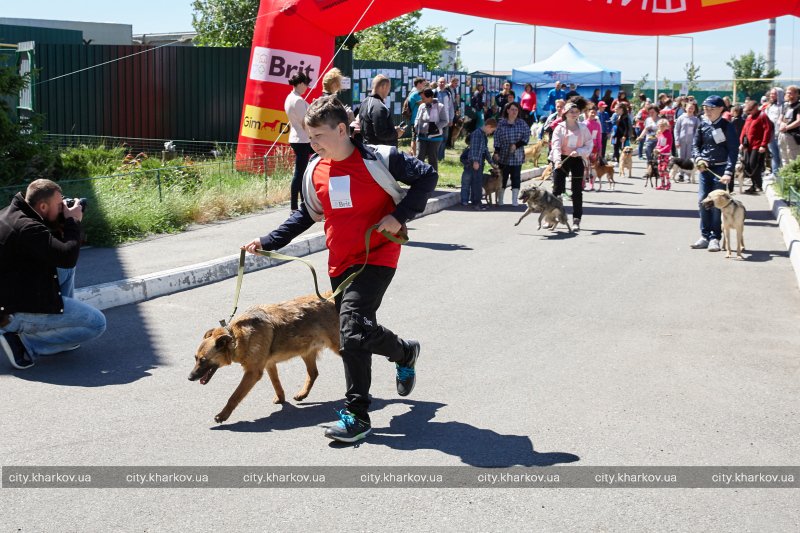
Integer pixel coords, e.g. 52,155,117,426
690,95,739,252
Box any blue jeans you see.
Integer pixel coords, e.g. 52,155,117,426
768,137,781,174
0,268,106,357
644,139,657,163
698,166,727,241
461,163,484,205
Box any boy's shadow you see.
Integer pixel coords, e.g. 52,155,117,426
216,398,579,467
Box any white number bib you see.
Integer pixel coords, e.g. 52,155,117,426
567,134,578,148
328,175,353,209
712,128,726,144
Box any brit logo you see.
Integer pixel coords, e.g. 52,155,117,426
249,47,321,85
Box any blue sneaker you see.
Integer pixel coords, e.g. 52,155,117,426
396,340,420,397
1,332,34,370
324,409,371,443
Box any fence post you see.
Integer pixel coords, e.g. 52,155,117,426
156,170,163,202
264,154,270,195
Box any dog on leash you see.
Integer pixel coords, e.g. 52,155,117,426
515,186,572,232
483,166,502,206
592,159,615,190
734,158,746,193
643,159,659,187
448,115,467,148
524,139,546,167
668,157,698,184
618,146,634,179
189,294,340,423
701,190,747,260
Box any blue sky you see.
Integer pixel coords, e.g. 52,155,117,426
3,1,799,82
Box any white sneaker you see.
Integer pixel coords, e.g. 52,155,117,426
708,239,721,252
690,237,709,249
573,218,581,231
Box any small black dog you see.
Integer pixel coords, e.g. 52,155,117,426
643,159,659,187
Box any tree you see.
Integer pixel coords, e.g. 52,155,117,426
684,62,700,92
633,73,649,98
0,67,57,186
726,50,780,100
353,11,448,70
191,0,259,47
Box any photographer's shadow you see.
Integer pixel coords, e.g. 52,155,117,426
4,304,159,387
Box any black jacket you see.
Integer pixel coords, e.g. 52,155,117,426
259,140,438,252
0,193,81,314
359,94,399,146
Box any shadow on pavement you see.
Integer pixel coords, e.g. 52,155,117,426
214,398,580,467
741,249,789,262
583,201,643,207
516,231,576,240
586,229,646,236
404,241,474,252
582,207,698,219
1,304,159,387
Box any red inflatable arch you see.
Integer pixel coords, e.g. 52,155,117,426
236,0,800,160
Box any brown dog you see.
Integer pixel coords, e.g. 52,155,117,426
189,293,340,423
524,139,546,167
701,189,747,260
448,115,467,148
619,146,634,179
537,162,554,183
592,159,615,190
483,166,502,205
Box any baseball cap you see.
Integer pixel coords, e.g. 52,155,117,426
597,101,607,108
702,95,725,108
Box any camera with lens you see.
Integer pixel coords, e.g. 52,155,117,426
64,198,88,211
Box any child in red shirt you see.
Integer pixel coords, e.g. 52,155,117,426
242,97,438,443
656,118,674,190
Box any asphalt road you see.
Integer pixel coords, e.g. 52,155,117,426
2,171,799,531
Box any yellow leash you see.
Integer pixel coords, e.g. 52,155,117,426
220,224,408,327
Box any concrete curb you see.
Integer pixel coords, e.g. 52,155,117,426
764,177,800,290
76,166,544,310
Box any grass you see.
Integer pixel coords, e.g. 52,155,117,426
49,145,295,246
773,158,800,223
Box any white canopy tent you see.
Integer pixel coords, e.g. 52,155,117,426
512,42,621,87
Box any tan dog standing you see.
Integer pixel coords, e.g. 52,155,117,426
189,293,340,423
701,189,747,259
524,139,546,167
618,146,634,179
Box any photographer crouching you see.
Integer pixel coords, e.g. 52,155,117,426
0,179,106,369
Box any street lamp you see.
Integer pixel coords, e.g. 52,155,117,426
454,29,473,70
492,22,537,75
